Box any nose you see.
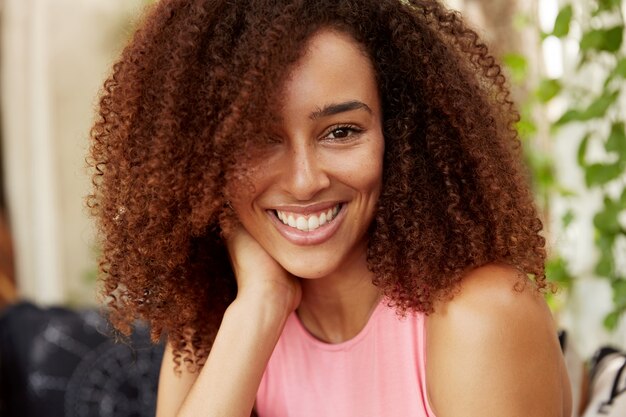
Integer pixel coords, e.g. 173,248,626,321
283,142,330,201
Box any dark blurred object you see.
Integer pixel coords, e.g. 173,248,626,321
582,346,626,417
558,329,566,351
0,302,164,417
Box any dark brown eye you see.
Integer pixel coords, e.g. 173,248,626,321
331,128,350,138
326,125,362,141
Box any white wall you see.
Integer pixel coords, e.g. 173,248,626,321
1,0,146,305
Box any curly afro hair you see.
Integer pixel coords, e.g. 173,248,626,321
88,0,547,369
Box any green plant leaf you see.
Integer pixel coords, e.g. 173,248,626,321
580,26,624,52
597,0,621,13
596,252,614,277
517,118,537,139
556,91,619,125
553,5,573,37
585,162,624,186
598,232,616,251
613,58,626,77
583,90,620,119
527,152,555,190
555,90,620,126
595,233,616,279
503,53,528,83
581,29,607,50
613,280,626,308
606,122,626,160
577,133,591,167
557,187,577,197
536,78,562,103
562,210,575,228
604,58,626,87
546,256,573,287
604,310,621,330
594,198,621,232
556,109,586,125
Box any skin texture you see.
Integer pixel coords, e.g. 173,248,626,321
88,0,571,416
427,264,572,417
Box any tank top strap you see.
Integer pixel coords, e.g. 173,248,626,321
417,312,437,417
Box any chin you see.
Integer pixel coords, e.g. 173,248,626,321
278,257,342,280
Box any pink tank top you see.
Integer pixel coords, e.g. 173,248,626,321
255,298,437,417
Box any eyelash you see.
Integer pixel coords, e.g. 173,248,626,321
262,124,364,146
323,124,364,141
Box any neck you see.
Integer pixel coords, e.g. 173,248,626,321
296,250,382,344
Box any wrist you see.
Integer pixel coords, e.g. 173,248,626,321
235,277,300,313
230,287,294,324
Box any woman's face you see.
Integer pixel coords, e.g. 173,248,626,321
230,29,384,279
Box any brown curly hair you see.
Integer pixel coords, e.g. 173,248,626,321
88,0,546,368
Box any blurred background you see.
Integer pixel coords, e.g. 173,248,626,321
0,0,148,307
455,0,626,361
0,0,624,414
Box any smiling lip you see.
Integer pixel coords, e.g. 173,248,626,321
267,203,346,246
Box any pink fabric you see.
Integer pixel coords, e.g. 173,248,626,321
255,298,437,417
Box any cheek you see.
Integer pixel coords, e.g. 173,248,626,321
340,140,384,193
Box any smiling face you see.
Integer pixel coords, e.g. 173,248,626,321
228,29,384,279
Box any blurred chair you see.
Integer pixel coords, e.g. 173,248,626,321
0,302,164,417
581,346,626,417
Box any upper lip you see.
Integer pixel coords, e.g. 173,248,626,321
269,201,342,215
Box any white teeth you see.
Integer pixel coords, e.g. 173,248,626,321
275,204,341,232
296,217,308,231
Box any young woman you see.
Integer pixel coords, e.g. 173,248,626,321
88,0,572,416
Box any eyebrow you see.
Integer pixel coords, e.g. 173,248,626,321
309,100,372,120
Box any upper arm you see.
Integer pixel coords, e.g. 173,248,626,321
426,264,572,417
156,340,200,417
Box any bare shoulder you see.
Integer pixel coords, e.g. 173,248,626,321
436,263,548,318
426,264,572,417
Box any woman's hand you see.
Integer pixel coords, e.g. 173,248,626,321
166,226,301,417
225,225,302,316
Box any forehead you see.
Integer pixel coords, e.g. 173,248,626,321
277,29,380,118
